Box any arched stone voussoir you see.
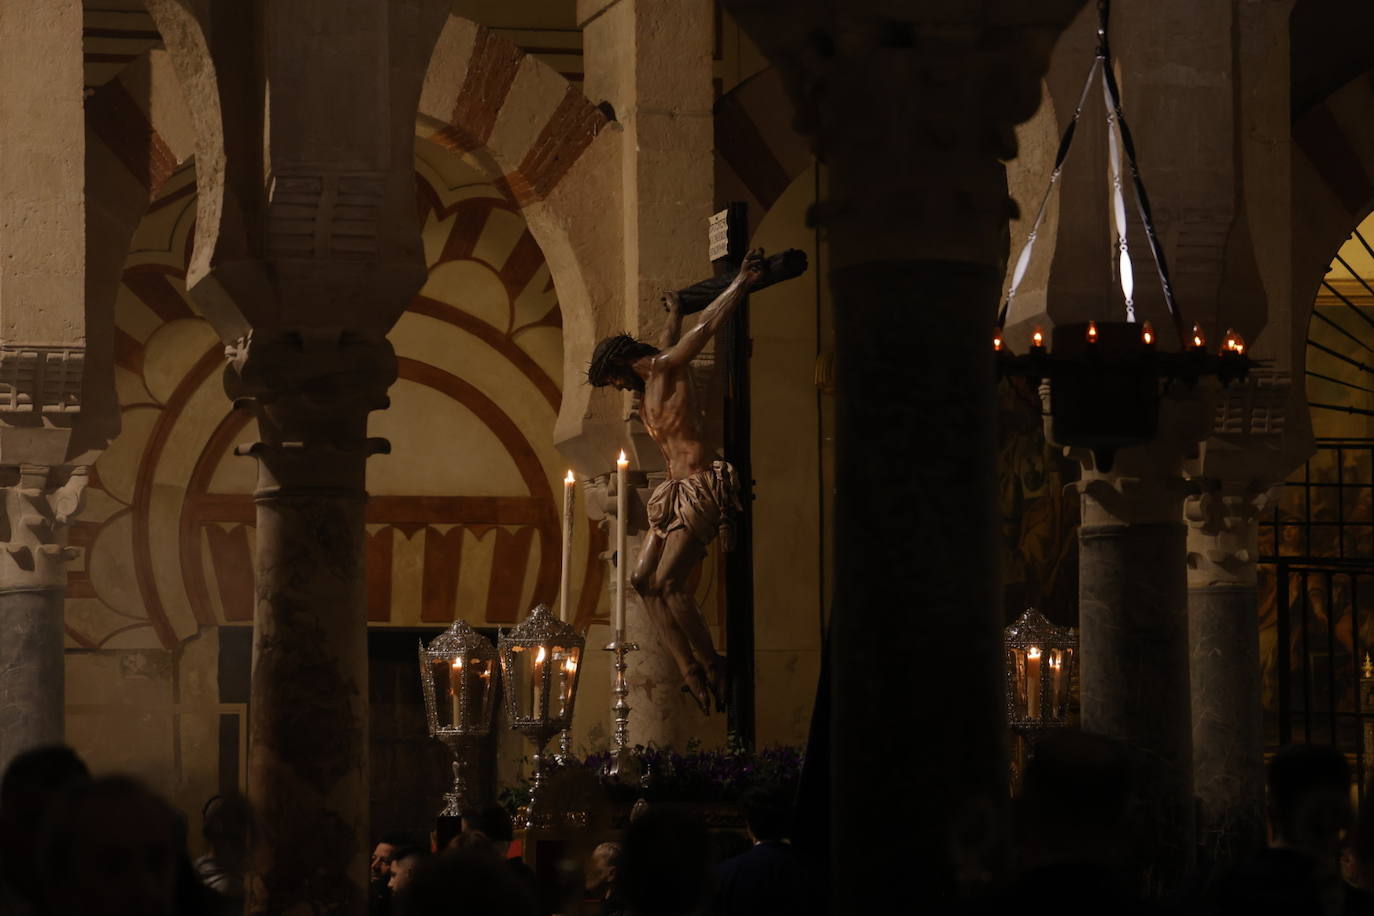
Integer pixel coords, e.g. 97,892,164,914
79,46,197,463
417,15,625,476
417,16,612,210
1290,68,1374,457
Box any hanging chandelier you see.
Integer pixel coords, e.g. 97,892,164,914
993,0,1253,472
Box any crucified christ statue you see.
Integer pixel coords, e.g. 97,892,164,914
587,250,767,713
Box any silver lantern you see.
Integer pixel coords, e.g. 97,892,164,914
498,603,584,829
419,619,499,815
1004,607,1078,791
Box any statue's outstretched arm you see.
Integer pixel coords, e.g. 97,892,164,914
661,290,684,347
656,250,764,369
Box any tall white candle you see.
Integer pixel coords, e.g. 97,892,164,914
532,646,547,717
560,470,575,623
615,451,629,635
1026,647,1042,719
1049,653,1064,716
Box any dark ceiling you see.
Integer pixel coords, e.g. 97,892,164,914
1291,0,1374,119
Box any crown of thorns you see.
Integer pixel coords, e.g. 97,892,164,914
586,334,640,387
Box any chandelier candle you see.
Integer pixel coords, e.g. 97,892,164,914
615,451,628,635
561,471,575,623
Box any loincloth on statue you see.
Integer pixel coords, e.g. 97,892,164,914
645,460,741,548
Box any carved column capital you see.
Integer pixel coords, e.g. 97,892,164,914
0,464,88,592
1183,479,1273,590
223,329,396,495
1049,386,1214,528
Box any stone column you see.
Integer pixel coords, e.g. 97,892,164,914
0,0,89,772
721,1,1084,905
1184,372,1291,870
0,467,86,771
1065,393,1211,890
144,1,448,910
578,0,723,748
225,333,394,912
1185,477,1269,867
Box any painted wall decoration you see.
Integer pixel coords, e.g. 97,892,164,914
65,140,611,651
998,376,1079,627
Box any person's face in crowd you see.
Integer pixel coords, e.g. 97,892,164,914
388,855,419,894
371,843,395,882
48,794,178,916
1290,786,1354,861
585,847,616,896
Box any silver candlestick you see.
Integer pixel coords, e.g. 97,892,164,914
556,727,573,764
604,634,638,775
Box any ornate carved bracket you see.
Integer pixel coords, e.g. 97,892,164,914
0,465,87,592
223,329,396,495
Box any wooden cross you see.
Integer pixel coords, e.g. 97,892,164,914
683,204,810,747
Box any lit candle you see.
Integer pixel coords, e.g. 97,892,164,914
1049,652,1063,717
992,328,1004,352
1142,321,1155,346
1191,323,1205,349
615,451,629,636
532,645,547,717
1086,320,1099,344
1026,647,1042,719
560,470,575,623
559,655,577,717
1031,327,1045,350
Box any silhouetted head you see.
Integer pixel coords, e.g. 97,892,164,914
388,846,429,895
461,802,514,857
1016,730,1131,867
394,848,537,916
0,745,89,895
740,787,792,843
201,792,253,868
619,805,712,916
585,841,621,896
372,830,413,885
587,335,658,392
1269,743,1352,860
38,776,181,916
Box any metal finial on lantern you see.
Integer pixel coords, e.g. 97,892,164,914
498,604,585,829
419,619,499,816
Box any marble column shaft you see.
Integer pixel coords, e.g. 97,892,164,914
830,260,1005,900
1078,512,1193,883
0,466,87,774
711,4,1083,905
1186,480,1269,869
228,333,395,915
1069,404,1209,890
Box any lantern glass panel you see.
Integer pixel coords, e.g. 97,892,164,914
1047,647,1073,721
420,619,499,738
509,645,550,719
553,645,581,718
1008,647,1030,718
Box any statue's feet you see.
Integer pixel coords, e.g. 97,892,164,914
681,664,711,715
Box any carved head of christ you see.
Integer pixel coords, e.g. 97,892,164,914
587,334,659,393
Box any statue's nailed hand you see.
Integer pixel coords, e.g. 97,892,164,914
741,248,766,286
661,290,681,314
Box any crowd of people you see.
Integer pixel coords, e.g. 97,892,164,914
9,734,1374,914
366,789,810,916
